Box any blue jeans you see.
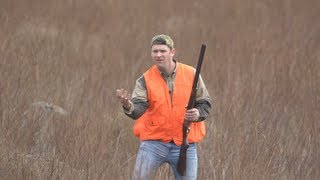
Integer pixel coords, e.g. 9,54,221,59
132,140,198,180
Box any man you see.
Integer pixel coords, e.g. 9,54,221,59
116,34,211,180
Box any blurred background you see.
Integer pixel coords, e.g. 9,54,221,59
0,0,319,179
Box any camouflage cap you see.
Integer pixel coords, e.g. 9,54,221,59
151,34,174,49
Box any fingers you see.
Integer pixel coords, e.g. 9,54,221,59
116,88,126,98
185,108,200,122
116,89,123,98
116,88,132,109
116,89,131,99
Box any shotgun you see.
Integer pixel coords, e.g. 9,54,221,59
177,44,206,176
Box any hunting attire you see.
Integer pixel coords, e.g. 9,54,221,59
125,60,211,179
118,34,212,180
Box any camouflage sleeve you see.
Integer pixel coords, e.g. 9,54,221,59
195,75,212,121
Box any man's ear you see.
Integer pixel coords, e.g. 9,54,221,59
171,48,176,57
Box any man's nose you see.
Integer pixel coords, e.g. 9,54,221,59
156,52,162,56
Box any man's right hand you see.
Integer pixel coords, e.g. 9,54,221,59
116,88,132,110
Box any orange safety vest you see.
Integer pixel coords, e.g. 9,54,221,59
133,63,206,146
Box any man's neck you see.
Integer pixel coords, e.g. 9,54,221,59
161,60,176,76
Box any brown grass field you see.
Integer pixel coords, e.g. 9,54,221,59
0,0,319,179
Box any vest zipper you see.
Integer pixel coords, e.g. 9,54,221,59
169,90,173,108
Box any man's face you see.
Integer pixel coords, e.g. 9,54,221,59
151,44,175,72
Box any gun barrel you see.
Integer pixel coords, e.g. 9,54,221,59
177,44,206,176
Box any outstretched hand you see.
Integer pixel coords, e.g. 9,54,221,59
116,88,132,110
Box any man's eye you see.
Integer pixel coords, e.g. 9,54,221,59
152,50,166,53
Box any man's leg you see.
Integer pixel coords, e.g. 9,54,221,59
131,141,169,180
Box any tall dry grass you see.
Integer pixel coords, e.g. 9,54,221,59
0,0,319,179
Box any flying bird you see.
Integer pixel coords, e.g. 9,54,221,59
31,101,69,115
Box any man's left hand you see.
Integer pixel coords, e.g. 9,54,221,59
185,108,200,122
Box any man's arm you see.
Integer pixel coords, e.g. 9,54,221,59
195,75,212,121
124,75,149,119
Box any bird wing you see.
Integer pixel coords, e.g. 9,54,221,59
52,105,69,115
31,101,48,108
